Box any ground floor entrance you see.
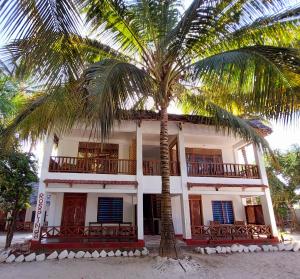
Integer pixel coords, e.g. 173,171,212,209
143,194,161,235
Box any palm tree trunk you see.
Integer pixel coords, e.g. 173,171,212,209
159,106,178,258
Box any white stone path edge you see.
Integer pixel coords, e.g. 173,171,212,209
0,247,150,264
194,242,300,255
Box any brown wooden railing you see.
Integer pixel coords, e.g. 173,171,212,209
187,162,260,178
49,156,136,175
191,224,272,240
143,160,180,176
40,225,137,242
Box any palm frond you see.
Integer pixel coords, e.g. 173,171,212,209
82,59,153,139
178,93,271,152
190,46,300,123
0,0,81,39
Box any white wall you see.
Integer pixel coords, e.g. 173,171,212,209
171,195,183,235
201,194,246,225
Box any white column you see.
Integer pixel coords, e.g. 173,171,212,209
47,193,56,226
178,128,192,239
253,144,278,238
136,124,144,240
32,135,54,241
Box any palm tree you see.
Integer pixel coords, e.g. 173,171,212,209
1,0,300,257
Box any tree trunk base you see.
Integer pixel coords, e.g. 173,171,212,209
159,238,180,258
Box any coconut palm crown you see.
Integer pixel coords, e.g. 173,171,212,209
1,0,300,257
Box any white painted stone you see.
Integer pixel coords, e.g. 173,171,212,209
68,251,75,259
230,244,239,253
226,247,231,253
256,247,262,252
122,251,128,257
205,247,216,255
248,245,258,253
238,245,245,253
262,245,269,252
220,247,227,254
134,250,141,257
216,246,222,253
84,252,92,258
75,251,85,259
58,250,68,260
115,250,122,257
36,254,46,262
273,246,279,252
25,253,36,262
293,242,300,252
194,247,201,253
15,255,25,263
107,251,115,257
277,243,285,251
6,254,16,263
268,245,274,252
0,250,11,263
284,244,293,251
142,247,149,256
92,251,100,258
128,251,134,257
47,251,58,260
243,247,249,253
100,250,107,258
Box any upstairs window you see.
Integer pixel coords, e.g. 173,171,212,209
78,142,118,159
212,201,234,224
97,197,123,223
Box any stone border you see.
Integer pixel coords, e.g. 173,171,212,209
194,242,300,255
0,247,150,264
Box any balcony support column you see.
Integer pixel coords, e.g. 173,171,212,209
32,135,54,242
253,144,278,238
178,128,192,240
136,124,144,240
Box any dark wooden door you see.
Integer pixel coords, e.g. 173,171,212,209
245,205,265,225
189,195,203,227
61,193,87,226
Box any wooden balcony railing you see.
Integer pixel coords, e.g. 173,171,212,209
143,160,180,176
191,224,272,240
40,225,137,242
49,156,136,175
187,162,260,178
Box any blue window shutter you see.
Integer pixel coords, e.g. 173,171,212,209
212,201,224,224
212,201,234,224
97,197,123,223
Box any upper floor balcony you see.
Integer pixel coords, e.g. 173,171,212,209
48,156,260,179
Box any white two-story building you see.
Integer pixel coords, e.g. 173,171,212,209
30,111,278,251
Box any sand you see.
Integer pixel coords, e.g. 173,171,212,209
0,251,299,279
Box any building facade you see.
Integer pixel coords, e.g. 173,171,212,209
30,113,278,250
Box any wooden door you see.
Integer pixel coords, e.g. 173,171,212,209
61,193,87,227
245,205,265,225
189,195,203,227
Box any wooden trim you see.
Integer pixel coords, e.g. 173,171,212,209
44,179,138,187
187,183,267,190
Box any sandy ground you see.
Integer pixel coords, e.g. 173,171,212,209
0,252,300,279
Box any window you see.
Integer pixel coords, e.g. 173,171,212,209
212,201,234,224
97,197,123,223
78,142,118,159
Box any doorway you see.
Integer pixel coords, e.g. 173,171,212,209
245,205,265,225
143,194,161,235
61,193,87,227
189,195,203,228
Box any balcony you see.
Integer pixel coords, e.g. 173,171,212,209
49,156,260,179
49,156,136,175
187,162,260,179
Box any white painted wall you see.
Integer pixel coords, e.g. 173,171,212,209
171,195,183,235
201,194,246,226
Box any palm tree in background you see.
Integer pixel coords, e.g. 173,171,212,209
1,0,300,257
